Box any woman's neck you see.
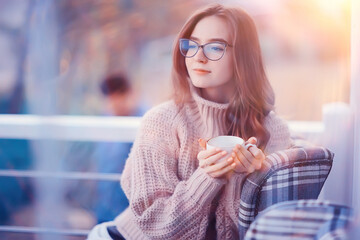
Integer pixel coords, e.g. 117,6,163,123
199,86,233,104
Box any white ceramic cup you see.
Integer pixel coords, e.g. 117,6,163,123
206,136,244,152
206,135,256,162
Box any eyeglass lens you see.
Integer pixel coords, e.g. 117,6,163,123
179,39,226,61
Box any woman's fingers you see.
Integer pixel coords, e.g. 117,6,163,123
233,144,255,173
199,150,227,167
198,150,235,178
198,147,227,168
248,147,265,169
205,156,233,173
205,151,228,166
198,138,207,150
197,147,221,161
245,136,264,170
198,136,265,178
247,137,257,145
232,159,246,173
233,143,265,173
208,162,236,178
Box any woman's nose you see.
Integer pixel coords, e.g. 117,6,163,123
194,47,208,63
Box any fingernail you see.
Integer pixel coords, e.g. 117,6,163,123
231,163,236,168
222,151,227,155
227,158,233,162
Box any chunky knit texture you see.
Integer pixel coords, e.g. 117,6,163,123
114,88,292,240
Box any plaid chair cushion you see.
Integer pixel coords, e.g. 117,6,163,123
244,200,354,240
238,146,334,238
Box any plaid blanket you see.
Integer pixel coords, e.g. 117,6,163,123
244,200,354,240
238,146,334,238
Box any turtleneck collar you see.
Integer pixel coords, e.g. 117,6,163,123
188,85,230,139
190,85,230,109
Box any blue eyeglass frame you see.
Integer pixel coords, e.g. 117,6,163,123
179,38,232,61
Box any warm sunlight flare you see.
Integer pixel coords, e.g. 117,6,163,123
316,0,351,16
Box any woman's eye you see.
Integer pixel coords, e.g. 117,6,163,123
207,43,224,52
211,46,224,51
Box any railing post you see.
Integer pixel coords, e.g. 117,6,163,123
318,103,354,205
351,0,360,215
27,1,64,240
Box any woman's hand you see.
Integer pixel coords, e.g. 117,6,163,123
231,137,265,174
197,138,236,178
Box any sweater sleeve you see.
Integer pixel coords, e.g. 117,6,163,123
120,105,226,239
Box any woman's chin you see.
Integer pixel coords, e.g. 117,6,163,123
191,79,209,89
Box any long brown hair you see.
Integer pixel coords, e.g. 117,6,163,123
172,4,274,150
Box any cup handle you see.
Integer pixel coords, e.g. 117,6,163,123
244,143,256,150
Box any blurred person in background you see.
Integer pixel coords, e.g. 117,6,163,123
100,73,143,117
94,73,147,223
88,4,292,240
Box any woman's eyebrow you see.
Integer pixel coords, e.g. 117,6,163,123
189,36,228,44
208,38,228,43
189,36,200,41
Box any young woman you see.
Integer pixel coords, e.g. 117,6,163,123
88,3,292,240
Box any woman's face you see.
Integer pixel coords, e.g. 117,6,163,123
185,16,234,103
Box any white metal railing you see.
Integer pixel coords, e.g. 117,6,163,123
0,169,122,181
0,114,141,142
0,114,322,141
0,114,324,182
0,115,325,183
0,225,89,236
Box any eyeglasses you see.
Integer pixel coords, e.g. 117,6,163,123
179,38,231,61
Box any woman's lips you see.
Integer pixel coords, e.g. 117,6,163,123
193,68,211,75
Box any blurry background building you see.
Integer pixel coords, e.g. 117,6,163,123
0,0,353,239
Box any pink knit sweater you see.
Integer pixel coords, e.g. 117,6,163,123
114,89,292,239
